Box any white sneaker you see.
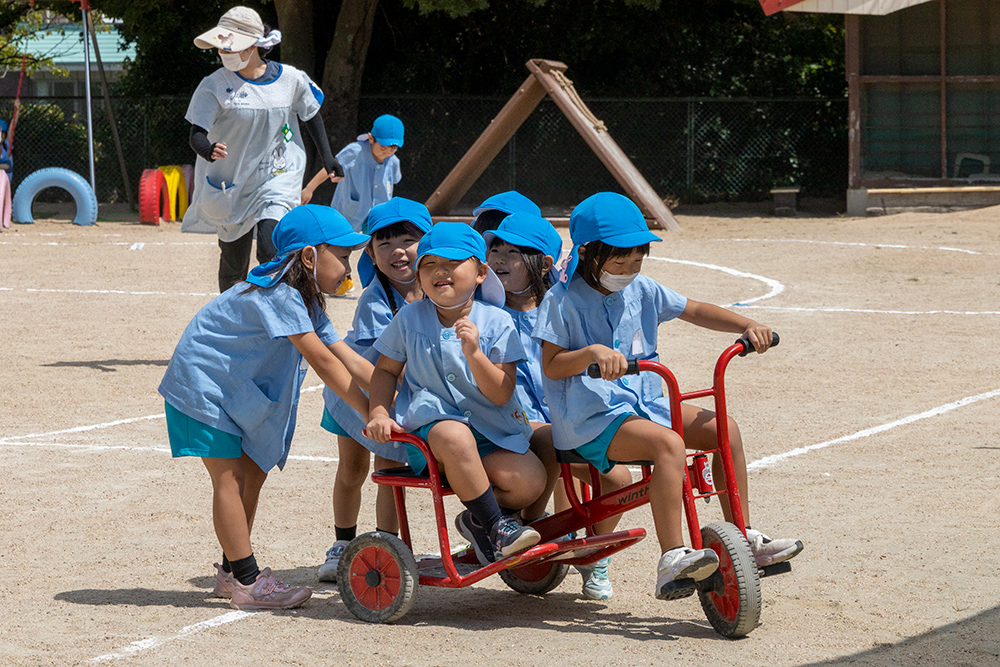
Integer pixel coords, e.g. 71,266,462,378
655,547,719,600
317,540,350,582
745,528,803,568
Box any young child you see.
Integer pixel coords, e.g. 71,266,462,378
366,222,547,565
471,190,541,235
317,197,431,581
533,192,803,601
484,212,632,601
158,205,373,610
302,114,403,296
0,100,19,231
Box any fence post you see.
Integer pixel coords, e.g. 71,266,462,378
686,101,694,189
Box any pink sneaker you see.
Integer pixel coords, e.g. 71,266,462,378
212,563,233,599
228,567,312,611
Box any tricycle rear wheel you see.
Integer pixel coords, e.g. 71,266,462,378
338,532,418,623
697,522,761,638
499,560,569,595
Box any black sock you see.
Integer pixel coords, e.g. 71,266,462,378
335,525,357,542
221,555,231,573
375,528,398,537
230,554,260,586
462,488,504,533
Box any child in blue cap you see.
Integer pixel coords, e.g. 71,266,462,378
533,192,803,601
316,197,431,582
302,114,404,296
485,212,632,601
367,222,547,564
0,101,19,231
471,190,541,235
159,204,374,611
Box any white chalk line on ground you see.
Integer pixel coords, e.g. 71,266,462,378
89,611,254,663
645,255,784,306
720,238,999,256
73,385,1000,662
0,287,218,297
747,387,1000,470
0,240,214,247
735,304,1000,316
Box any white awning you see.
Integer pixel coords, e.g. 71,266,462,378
781,0,935,15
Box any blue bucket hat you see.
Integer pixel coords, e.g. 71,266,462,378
559,192,661,287
415,222,505,307
371,114,404,148
472,191,541,220
247,205,370,288
0,119,7,133
357,197,433,288
482,212,563,283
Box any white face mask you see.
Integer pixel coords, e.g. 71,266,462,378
599,271,638,293
219,51,250,72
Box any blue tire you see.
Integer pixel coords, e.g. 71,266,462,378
12,168,98,226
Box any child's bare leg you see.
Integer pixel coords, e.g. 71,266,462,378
606,417,686,553
203,455,267,561
522,423,560,521
681,404,749,525
332,436,370,531
373,454,404,533
483,449,547,512
426,421,489,500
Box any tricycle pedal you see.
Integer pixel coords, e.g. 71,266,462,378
758,561,792,578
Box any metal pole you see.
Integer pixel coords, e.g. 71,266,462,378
87,14,134,210
82,8,96,194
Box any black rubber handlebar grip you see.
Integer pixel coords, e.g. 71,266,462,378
587,358,640,378
737,331,780,357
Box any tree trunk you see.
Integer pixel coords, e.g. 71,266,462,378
272,0,315,76
320,0,380,151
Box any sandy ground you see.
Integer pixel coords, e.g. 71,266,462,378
1,202,999,666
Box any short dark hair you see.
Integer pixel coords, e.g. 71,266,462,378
487,237,552,306
575,240,650,292
472,210,508,235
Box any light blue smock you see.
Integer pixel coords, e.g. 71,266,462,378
502,305,549,424
158,283,339,472
323,277,408,461
330,136,402,232
182,64,322,242
532,274,687,451
374,298,533,453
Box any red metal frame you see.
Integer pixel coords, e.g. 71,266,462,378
370,338,752,590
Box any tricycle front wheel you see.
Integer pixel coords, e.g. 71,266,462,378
338,532,419,623
697,522,761,638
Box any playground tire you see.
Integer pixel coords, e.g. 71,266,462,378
138,169,170,225
337,532,419,623
11,167,98,226
499,559,569,595
697,522,762,638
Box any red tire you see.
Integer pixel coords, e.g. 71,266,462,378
138,168,170,225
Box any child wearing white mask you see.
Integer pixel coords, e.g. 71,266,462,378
185,6,344,293
533,192,803,601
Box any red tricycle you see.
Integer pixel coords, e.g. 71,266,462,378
338,334,789,638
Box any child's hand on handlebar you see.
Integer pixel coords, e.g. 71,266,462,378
366,415,405,443
743,322,773,354
590,345,629,380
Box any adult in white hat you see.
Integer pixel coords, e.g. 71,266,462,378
185,6,345,293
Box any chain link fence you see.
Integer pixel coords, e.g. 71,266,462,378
1,95,846,208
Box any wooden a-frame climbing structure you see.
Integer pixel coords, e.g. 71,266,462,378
425,59,680,231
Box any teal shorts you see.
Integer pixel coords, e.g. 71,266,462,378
572,413,634,474
320,407,351,437
165,401,242,459
406,421,501,477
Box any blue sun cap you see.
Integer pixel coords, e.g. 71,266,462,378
415,222,505,307
247,205,370,288
358,197,432,287
371,114,404,148
558,192,661,287
0,119,7,133
482,211,563,283
472,190,541,220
